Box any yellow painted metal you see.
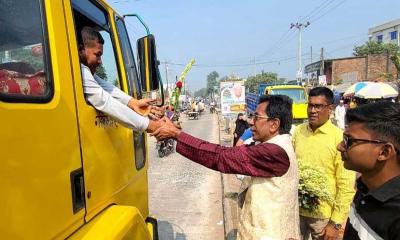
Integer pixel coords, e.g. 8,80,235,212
264,85,308,121
0,0,155,239
68,205,151,240
63,0,150,222
0,1,84,239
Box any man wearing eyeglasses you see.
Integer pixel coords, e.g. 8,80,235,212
293,87,356,240
152,95,300,240
338,102,400,239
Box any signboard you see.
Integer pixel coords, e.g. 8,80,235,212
305,61,321,74
220,81,246,116
318,75,327,86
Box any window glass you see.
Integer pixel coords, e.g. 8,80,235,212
95,31,121,89
0,0,52,101
115,17,146,169
391,31,398,40
115,17,141,97
270,89,307,103
377,35,383,42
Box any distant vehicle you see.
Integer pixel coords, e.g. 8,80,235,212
246,83,308,124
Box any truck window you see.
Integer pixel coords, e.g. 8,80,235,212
96,31,121,89
270,89,307,103
115,16,141,97
115,16,147,170
0,0,53,102
72,0,122,90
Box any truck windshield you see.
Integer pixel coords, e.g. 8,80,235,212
269,89,307,103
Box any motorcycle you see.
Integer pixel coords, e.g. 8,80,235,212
156,138,176,158
210,105,215,113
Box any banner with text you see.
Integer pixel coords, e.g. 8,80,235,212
220,81,246,116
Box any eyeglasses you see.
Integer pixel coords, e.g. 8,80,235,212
342,134,388,150
253,114,272,122
307,103,330,111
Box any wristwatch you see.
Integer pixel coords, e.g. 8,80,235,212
329,220,342,230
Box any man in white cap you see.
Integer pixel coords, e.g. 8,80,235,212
335,100,346,130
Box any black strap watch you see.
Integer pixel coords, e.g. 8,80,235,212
329,220,342,230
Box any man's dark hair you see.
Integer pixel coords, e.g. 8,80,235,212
259,95,293,134
79,26,104,47
346,102,400,151
309,87,334,104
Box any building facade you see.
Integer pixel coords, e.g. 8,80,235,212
305,54,398,90
369,18,400,46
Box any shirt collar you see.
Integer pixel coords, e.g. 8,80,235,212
307,120,332,134
357,176,400,202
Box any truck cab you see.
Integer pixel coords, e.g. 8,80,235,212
246,84,308,124
0,0,161,239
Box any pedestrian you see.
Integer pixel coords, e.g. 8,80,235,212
152,95,300,240
338,102,400,239
349,98,357,109
78,27,163,132
335,100,346,130
293,87,356,240
235,114,254,146
233,113,249,146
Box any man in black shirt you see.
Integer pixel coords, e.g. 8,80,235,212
337,102,400,239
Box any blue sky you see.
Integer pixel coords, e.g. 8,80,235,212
111,0,400,91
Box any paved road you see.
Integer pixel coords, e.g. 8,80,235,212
148,112,224,240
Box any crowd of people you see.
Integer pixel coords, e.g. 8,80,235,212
79,26,399,240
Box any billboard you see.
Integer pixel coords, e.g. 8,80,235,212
220,81,246,115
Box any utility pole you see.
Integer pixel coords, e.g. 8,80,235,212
310,46,313,63
290,22,310,85
164,61,169,101
320,47,325,74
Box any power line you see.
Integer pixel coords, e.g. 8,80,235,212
308,0,348,23
160,52,314,68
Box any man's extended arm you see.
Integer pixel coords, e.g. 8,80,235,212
82,65,150,131
176,132,290,177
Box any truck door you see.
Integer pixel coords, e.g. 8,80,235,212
63,0,149,221
0,0,84,239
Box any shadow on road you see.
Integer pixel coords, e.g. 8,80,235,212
158,220,187,240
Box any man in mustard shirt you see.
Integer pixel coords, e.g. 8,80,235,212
293,87,356,240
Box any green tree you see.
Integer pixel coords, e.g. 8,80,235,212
354,41,400,79
95,64,108,80
390,53,400,78
245,71,280,93
353,41,399,56
10,48,43,72
194,87,208,98
206,71,219,94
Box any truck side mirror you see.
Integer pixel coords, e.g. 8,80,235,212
137,34,164,105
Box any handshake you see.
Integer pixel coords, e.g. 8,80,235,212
132,98,181,141
147,116,182,141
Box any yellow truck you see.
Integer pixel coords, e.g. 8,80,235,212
0,0,162,239
246,84,308,124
